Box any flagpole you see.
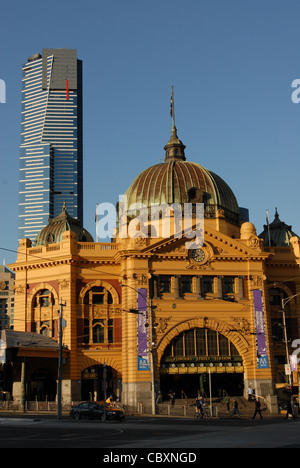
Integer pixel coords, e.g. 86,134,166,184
170,85,176,130
96,203,98,242
266,209,271,247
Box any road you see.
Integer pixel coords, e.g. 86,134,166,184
0,415,299,455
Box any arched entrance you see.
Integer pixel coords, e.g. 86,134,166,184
29,368,57,401
160,328,244,399
81,364,118,401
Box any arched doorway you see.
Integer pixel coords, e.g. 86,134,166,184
81,364,118,401
160,328,244,399
29,368,57,401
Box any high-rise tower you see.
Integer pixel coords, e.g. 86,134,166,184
18,49,83,242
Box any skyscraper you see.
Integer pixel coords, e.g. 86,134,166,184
18,49,83,242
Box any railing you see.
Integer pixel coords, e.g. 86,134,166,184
0,400,73,413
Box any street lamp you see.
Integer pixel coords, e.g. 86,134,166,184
278,292,300,418
279,292,300,386
57,298,66,420
121,284,156,415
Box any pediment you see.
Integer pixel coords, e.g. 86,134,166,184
140,225,268,262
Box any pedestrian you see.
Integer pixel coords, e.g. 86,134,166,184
169,391,175,406
232,399,240,417
252,398,263,420
286,399,295,420
247,385,253,402
196,397,204,418
224,394,230,412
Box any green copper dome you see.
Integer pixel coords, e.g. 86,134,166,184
34,203,94,246
259,209,299,247
123,125,240,226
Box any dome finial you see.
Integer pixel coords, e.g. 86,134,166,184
164,86,186,162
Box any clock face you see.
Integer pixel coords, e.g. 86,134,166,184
191,248,206,263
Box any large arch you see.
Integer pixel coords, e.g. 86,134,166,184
156,316,251,366
156,317,251,399
78,355,122,402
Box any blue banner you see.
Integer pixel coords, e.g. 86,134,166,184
137,288,150,371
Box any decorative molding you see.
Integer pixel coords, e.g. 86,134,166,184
156,316,172,334
58,279,70,290
14,285,26,294
231,317,251,335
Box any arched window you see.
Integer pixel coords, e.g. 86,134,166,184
91,319,114,344
269,288,287,307
34,289,55,308
162,328,240,362
80,285,116,345
84,287,113,306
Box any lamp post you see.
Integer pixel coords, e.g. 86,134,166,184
121,284,156,415
279,293,300,386
57,298,66,420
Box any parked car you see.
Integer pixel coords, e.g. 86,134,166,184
70,401,125,421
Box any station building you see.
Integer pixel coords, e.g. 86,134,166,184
7,121,300,412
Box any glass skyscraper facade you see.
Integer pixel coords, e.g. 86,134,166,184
18,49,83,242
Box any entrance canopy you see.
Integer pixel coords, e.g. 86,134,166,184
0,329,68,361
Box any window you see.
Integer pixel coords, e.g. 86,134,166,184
269,288,285,306
40,321,53,337
271,319,283,342
93,320,105,343
84,286,113,305
159,276,171,294
173,334,184,356
83,319,89,344
92,319,114,344
224,277,235,294
162,328,241,361
202,277,214,294
34,289,54,308
181,276,193,294
81,285,115,345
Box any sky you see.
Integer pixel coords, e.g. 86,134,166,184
0,0,300,265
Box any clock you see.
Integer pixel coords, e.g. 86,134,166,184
191,248,206,263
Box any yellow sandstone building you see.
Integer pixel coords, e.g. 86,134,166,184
7,119,300,413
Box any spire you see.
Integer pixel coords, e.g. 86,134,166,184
164,86,186,162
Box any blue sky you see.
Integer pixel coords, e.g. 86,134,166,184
1,0,300,265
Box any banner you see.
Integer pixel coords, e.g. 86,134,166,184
253,289,270,369
0,339,6,364
137,288,150,371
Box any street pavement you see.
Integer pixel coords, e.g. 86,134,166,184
0,413,299,450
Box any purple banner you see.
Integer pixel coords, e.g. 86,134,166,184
253,289,269,369
137,288,150,371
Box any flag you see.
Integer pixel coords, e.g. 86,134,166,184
170,86,174,118
66,79,69,100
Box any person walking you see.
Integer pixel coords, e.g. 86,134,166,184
286,399,295,420
232,399,240,417
169,391,175,406
247,385,254,402
224,394,230,412
252,398,263,420
196,397,204,418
